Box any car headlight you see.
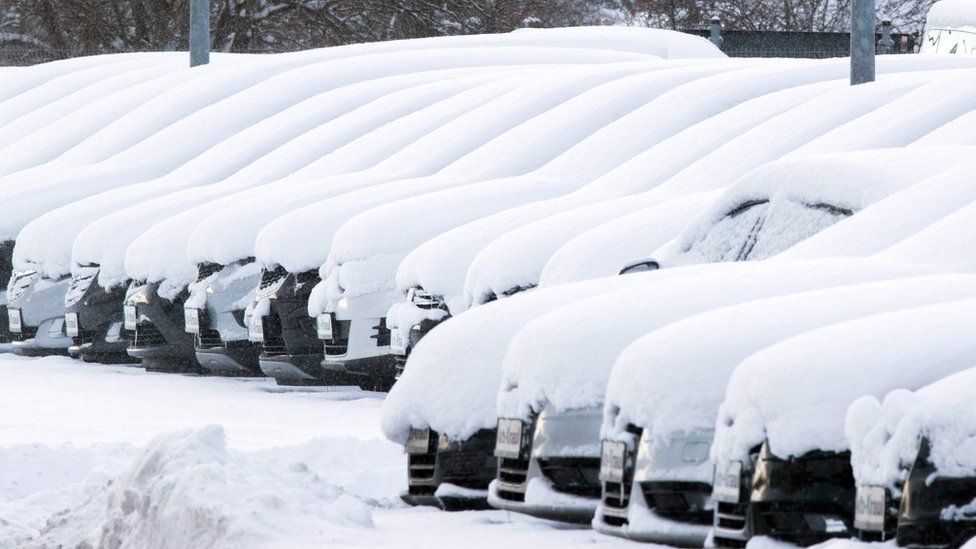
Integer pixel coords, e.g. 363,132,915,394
184,308,201,334
65,312,80,337
123,305,137,330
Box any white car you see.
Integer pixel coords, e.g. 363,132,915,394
922,0,976,55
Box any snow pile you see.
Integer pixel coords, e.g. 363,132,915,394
712,298,976,466
26,426,378,549
847,367,976,492
876,195,976,268
602,273,976,485
496,259,933,423
658,146,974,267
926,0,976,29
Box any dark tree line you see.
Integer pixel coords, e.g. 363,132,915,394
0,0,938,63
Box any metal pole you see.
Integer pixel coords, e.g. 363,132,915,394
190,0,210,67
851,0,875,85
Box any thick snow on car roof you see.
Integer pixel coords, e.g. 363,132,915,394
777,156,976,261
875,193,976,268
655,146,975,267
124,67,540,288
321,59,891,313
602,273,976,486
712,297,976,465
458,64,976,304
19,53,635,283
2,34,652,247
255,61,737,288
0,52,165,104
88,63,652,289
0,54,246,176
847,367,976,491
496,258,938,424
0,54,186,155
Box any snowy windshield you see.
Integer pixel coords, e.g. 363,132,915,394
923,28,976,55
689,199,850,262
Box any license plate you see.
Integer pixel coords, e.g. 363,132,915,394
248,314,264,342
494,418,525,459
854,485,887,532
599,440,627,483
123,305,137,330
8,308,21,333
184,308,200,334
713,460,743,503
65,312,79,337
390,327,407,354
405,427,431,455
316,314,333,340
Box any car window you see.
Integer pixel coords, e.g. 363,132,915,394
747,200,852,260
688,200,770,262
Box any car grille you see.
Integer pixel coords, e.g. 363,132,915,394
496,457,530,502
538,457,601,498
394,354,407,377
641,481,713,524
131,321,164,348
12,324,37,342
196,326,223,349
261,314,286,355
323,320,351,356
602,480,631,526
196,262,222,282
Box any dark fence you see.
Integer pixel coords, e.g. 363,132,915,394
680,29,918,58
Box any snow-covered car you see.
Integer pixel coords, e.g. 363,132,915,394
595,273,976,546
922,0,976,55
383,59,976,374
847,367,976,546
315,58,874,389
710,294,976,547
120,61,608,373
247,58,734,388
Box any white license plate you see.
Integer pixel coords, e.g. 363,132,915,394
713,460,743,503
184,308,200,334
599,440,627,483
248,314,264,342
65,313,79,337
8,308,21,333
854,485,887,532
390,327,407,354
405,427,431,455
316,314,333,340
123,305,137,330
494,418,525,459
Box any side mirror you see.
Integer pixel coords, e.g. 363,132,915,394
618,259,660,276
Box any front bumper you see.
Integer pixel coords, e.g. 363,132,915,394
488,407,603,524
7,272,72,356
65,269,132,363
252,269,326,385
190,260,263,376
320,290,398,390
125,282,199,372
748,442,856,546
401,428,496,511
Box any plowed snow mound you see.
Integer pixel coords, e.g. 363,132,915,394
28,426,377,549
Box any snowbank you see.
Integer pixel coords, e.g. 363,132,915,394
602,273,976,486
497,259,933,423
657,147,973,267
777,156,976,261
712,298,976,466
847,367,976,493
875,195,976,268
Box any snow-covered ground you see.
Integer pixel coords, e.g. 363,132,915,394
0,354,638,548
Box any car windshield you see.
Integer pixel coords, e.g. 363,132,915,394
924,28,976,55
690,199,850,263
